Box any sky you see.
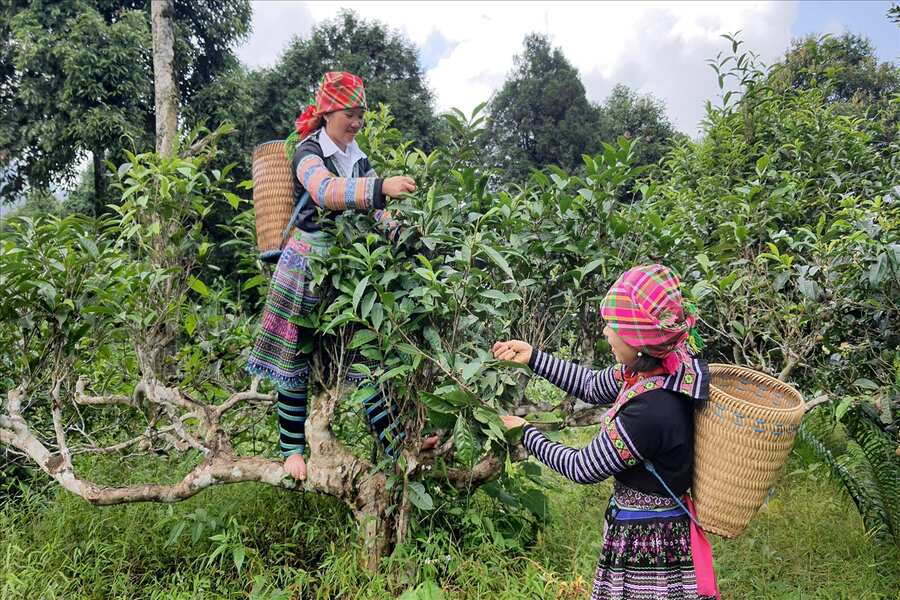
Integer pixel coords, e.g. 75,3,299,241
1,1,893,208
235,1,898,136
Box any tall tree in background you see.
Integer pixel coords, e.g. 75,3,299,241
1,2,152,211
152,0,177,156
596,84,682,168
0,0,250,210
485,34,600,181
0,4,17,185
767,33,899,145
249,10,438,150
770,33,899,105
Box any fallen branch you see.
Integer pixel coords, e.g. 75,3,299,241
442,445,529,490
804,394,830,413
75,377,137,408
76,425,180,455
214,384,274,417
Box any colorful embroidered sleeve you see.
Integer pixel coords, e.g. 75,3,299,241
528,350,623,405
364,164,402,235
355,161,399,235
295,154,385,211
522,419,642,484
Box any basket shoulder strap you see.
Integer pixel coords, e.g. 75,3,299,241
644,460,703,529
280,191,310,250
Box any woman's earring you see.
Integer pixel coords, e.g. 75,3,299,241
637,351,643,357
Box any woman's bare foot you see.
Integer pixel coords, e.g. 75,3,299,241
420,435,440,451
284,453,307,480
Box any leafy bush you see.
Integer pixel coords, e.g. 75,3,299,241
2,37,898,550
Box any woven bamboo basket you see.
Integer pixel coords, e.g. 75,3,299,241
693,364,805,538
252,140,295,262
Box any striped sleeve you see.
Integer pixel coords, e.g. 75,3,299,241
295,154,385,211
528,350,622,405
521,419,642,484
359,162,398,234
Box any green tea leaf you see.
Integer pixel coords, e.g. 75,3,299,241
361,290,377,319
479,244,513,279
352,275,370,312
184,313,197,336
420,393,455,414
407,481,434,511
461,358,483,381
453,414,479,467
188,277,209,297
350,329,377,349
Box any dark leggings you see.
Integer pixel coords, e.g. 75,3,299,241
277,373,405,459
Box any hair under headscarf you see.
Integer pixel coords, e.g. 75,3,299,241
284,71,367,157
599,264,703,376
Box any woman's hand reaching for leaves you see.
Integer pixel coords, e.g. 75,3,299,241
491,340,533,366
500,415,527,429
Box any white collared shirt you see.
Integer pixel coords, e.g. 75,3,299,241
318,128,366,178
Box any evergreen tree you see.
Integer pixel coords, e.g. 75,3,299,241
597,84,682,167
248,10,438,151
485,34,600,181
0,0,251,210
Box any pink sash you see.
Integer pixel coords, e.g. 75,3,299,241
685,496,720,598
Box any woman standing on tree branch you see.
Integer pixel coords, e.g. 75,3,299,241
494,264,720,600
247,72,435,481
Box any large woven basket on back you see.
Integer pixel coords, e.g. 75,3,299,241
693,364,805,538
252,140,294,262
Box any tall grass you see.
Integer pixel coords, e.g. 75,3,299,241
2,429,898,599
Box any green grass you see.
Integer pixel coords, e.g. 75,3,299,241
1,429,898,599
542,428,900,600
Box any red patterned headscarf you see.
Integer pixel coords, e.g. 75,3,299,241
599,264,702,375
294,71,367,141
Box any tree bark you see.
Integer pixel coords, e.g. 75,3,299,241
2,380,397,570
353,473,392,570
304,386,393,569
151,0,178,157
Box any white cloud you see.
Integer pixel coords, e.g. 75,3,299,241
236,1,799,134
235,1,315,69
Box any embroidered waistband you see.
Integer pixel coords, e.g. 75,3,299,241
613,481,679,510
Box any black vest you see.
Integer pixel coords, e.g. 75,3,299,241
290,131,377,233
613,388,696,496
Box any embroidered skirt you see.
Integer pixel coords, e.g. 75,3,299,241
591,482,718,600
246,230,330,388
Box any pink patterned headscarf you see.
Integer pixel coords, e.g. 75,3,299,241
599,264,701,375
284,71,367,158
294,71,367,140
